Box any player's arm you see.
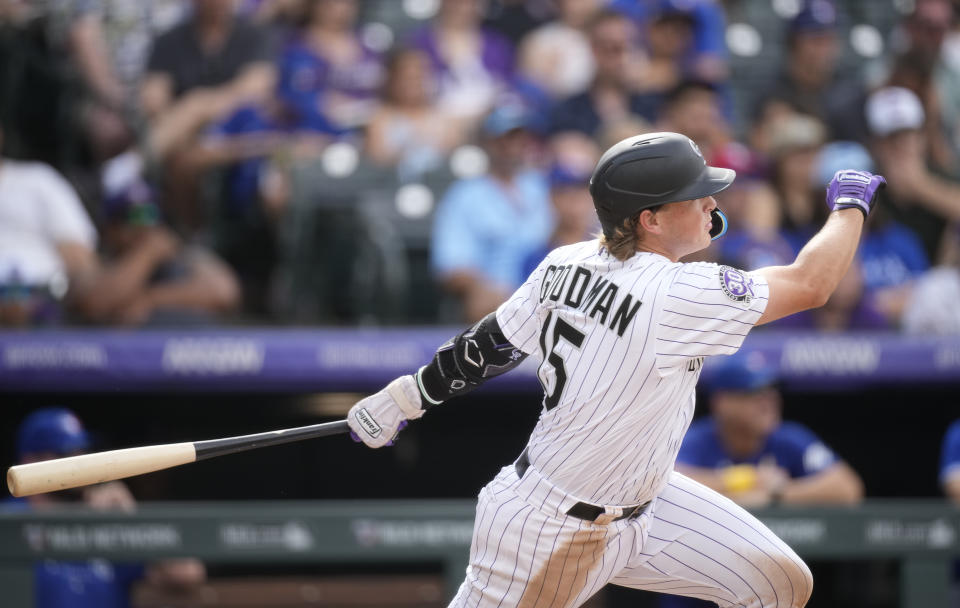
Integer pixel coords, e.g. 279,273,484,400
945,473,960,504
673,464,727,493
941,422,960,504
754,171,885,326
347,313,529,447
776,461,864,505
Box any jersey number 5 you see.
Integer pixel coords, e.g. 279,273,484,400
537,312,585,411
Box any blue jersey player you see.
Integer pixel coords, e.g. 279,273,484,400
675,351,863,508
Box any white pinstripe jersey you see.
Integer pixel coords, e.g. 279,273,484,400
496,240,770,507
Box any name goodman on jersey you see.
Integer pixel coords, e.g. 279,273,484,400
539,263,643,338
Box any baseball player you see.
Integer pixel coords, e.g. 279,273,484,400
348,132,885,607
3,408,206,608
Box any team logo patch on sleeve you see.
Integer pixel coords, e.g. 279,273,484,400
718,266,755,305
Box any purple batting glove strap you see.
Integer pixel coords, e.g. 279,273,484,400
826,170,886,217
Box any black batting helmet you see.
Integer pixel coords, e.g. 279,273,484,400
589,132,734,240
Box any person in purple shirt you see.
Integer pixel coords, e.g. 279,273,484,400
409,0,516,124
277,0,384,135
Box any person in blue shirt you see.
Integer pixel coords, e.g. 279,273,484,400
676,350,864,508
3,408,205,608
431,102,553,322
940,419,960,608
547,10,661,138
657,352,864,608
942,419,960,503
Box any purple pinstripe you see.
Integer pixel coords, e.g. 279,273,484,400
658,496,797,606
537,264,674,482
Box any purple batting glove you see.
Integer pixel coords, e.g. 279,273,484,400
385,420,409,447
826,170,886,218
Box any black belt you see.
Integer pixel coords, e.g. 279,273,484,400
514,449,649,523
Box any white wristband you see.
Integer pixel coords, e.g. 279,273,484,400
385,375,425,420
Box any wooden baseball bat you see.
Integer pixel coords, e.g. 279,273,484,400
6,419,350,497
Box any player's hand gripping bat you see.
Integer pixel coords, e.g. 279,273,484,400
6,419,349,497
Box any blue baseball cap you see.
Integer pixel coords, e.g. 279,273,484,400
548,160,592,188
17,408,90,459
653,0,700,21
816,141,874,187
702,351,779,393
482,103,532,138
789,0,837,35
103,178,160,225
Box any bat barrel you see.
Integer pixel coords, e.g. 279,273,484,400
5,419,350,498
6,443,197,497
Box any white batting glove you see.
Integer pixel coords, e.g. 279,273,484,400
347,374,425,448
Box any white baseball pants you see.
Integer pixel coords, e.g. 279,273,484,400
449,462,812,608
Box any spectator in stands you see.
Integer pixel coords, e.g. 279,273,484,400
656,79,730,163
46,1,189,163
140,0,277,162
715,179,795,272
483,0,554,46
0,123,239,328
753,0,868,143
611,0,728,88
2,407,205,608
521,133,600,275
868,86,960,264
277,0,383,136
409,0,515,125
938,0,960,171
903,223,960,333
138,0,277,232
0,124,102,326
365,48,469,176
768,132,886,330
245,0,311,36
676,350,865,508
634,0,729,96
431,103,552,322
548,9,659,140
883,0,959,176
942,418,960,502
816,140,930,328
762,113,827,253
516,0,601,100
97,166,240,326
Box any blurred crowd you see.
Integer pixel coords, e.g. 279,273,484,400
1,0,960,329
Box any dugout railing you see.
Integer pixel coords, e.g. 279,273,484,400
0,500,958,607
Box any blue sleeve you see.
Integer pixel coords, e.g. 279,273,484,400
892,226,930,274
113,563,147,585
676,421,711,466
277,47,323,116
940,420,960,485
692,1,728,56
431,181,486,276
776,423,838,478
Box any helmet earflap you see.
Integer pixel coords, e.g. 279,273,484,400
709,208,728,240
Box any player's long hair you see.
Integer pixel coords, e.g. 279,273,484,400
599,205,661,261
599,215,641,261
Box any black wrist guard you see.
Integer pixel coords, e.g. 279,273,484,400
416,312,528,408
